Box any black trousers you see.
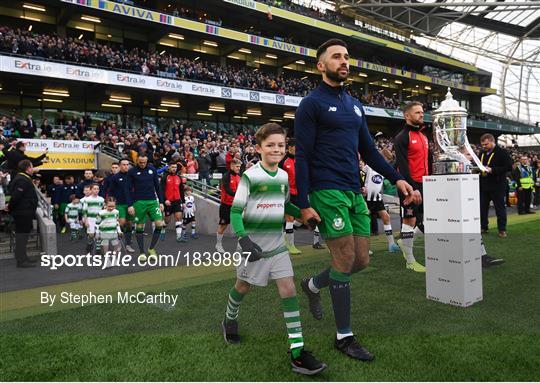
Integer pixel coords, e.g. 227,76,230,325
480,188,507,232
517,188,532,213
13,215,34,265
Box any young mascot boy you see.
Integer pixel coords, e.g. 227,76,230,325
221,123,326,376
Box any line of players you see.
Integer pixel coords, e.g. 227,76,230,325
55,156,198,266
55,143,410,269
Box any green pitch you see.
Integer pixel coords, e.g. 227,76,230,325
1,215,539,381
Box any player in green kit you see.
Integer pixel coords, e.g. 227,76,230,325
221,123,326,376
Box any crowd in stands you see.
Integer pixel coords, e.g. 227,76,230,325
0,26,316,97
0,25,449,100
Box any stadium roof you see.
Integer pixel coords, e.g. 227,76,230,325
331,0,540,125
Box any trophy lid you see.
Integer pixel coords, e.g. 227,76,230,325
433,88,467,115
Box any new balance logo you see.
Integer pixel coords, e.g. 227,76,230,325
328,106,337,112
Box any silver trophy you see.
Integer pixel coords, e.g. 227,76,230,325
431,88,487,174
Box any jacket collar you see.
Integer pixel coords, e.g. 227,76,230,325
318,81,346,96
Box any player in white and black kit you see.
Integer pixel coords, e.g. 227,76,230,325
181,186,198,241
360,160,400,253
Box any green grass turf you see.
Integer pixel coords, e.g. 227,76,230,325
0,217,539,381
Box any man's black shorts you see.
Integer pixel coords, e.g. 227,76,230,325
399,181,423,219
165,200,182,216
366,199,385,213
219,203,232,225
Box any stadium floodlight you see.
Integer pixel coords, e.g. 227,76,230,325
20,15,41,22
203,40,218,47
358,73,368,77
395,79,403,84
197,112,213,116
227,55,241,60
39,98,63,103
75,26,94,32
269,118,283,122
160,42,175,47
23,3,46,12
28,25,32,31
239,48,251,54
253,60,264,64
81,15,101,23
283,66,293,70
150,108,168,112
168,33,184,40
233,115,248,119
283,112,295,119
101,103,122,108
247,108,261,116
295,60,305,65
382,78,387,81
425,86,432,90
110,95,132,103
265,54,278,59
43,89,69,97
161,99,180,108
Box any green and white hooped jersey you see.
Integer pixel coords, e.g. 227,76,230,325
96,209,121,233
84,196,105,218
232,162,289,256
65,202,82,220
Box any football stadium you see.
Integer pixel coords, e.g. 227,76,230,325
0,0,539,380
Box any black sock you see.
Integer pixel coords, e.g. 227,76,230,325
149,228,160,249
329,268,352,336
136,232,144,253
124,229,132,245
313,267,331,289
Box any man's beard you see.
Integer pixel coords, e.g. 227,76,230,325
326,66,348,83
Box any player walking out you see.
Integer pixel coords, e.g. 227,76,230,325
295,39,420,361
215,159,241,253
127,155,164,262
161,163,185,242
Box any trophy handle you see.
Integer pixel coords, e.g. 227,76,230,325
463,136,488,172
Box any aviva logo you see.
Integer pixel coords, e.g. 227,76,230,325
110,3,155,21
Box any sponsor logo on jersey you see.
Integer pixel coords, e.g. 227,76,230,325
332,216,345,230
353,105,362,117
256,203,284,209
149,170,153,174
371,174,383,184
328,106,337,112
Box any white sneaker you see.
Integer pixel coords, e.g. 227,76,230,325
216,244,225,253
125,245,135,253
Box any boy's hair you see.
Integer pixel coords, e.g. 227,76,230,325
69,194,77,202
230,159,242,167
255,123,286,145
316,38,347,60
90,183,100,190
106,196,116,203
83,185,91,190
184,186,192,192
